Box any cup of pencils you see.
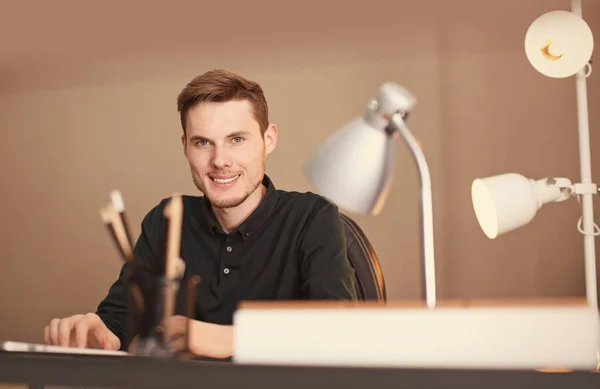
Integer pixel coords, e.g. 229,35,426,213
127,270,182,357
101,191,197,358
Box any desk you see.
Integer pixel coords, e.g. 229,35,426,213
0,351,598,389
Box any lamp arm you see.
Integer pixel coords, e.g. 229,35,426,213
571,0,598,309
538,177,574,203
390,114,436,309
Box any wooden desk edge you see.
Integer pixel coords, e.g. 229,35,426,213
237,297,590,310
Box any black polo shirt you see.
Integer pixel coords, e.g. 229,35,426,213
96,175,358,350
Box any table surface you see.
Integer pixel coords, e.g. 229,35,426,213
0,351,598,389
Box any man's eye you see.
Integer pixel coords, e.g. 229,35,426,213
232,137,244,143
196,140,208,146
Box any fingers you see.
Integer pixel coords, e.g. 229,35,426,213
164,315,187,341
165,315,190,354
74,317,89,348
169,331,188,353
57,318,72,347
43,325,50,345
44,314,84,347
49,318,61,345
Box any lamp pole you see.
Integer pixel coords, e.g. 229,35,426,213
390,114,437,309
571,0,598,309
366,83,437,309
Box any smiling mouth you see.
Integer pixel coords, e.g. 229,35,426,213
210,175,240,184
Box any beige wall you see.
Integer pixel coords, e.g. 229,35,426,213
0,0,599,343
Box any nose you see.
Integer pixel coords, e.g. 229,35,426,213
211,144,232,169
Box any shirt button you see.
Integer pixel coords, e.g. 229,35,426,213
226,246,232,252
223,268,230,274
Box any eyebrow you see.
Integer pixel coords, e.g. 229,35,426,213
189,130,252,143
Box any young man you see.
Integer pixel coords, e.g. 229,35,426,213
43,69,358,358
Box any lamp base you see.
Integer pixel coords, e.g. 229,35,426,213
232,299,599,371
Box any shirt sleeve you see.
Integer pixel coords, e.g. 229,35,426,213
95,200,166,350
298,199,358,300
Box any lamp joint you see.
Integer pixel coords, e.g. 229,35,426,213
573,182,598,195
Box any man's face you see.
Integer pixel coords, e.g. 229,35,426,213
182,100,277,209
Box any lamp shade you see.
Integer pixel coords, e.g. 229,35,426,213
471,173,571,239
304,117,396,215
524,10,594,78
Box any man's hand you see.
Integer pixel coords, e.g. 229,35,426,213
43,313,121,350
165,315,233,359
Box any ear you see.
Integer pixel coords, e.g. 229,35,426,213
181,133,188,156
263,124,278,155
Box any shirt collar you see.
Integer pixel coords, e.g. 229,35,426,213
201,174,278,240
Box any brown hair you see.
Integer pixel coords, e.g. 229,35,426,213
176,69,269,135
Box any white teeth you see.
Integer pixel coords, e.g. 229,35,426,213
213,175,239,184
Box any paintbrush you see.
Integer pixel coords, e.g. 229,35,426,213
110,190,135,249
100,203,133,262
162,194,184,330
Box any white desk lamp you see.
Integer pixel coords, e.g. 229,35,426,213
471,0,598,309
303,82,437,309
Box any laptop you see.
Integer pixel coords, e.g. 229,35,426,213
0,340,129,356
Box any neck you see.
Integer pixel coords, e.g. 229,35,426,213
212,184,266,233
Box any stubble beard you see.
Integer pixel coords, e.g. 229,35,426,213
193,162,264,209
